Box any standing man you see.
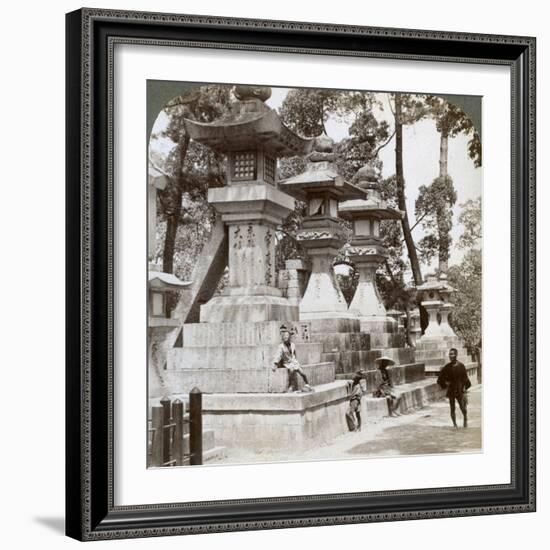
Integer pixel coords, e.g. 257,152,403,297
272,325,314,393
437,348,472,428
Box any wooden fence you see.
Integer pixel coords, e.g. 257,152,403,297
148,388,202,467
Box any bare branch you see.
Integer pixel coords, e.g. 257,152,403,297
371,130,396,158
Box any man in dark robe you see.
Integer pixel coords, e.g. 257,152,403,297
437,348,472,428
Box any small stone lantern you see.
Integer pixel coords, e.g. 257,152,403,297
280,134,366,320
417,273,457,339
339,164,402,331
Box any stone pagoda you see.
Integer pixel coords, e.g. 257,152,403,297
280,134,366,321
339,164,404,349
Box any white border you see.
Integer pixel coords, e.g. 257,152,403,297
114,44,511,506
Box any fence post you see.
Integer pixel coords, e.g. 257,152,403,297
150,404,164,467
160,396,171,466
172,399,184,466
189,387,203,465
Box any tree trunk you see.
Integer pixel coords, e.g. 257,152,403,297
162,193,182,274
161,136,190,275
395,93,423,286
438,131,449,272
439,132,449,177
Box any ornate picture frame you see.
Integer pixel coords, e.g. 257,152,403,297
65,8,536,541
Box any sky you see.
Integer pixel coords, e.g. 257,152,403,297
150,86,482,281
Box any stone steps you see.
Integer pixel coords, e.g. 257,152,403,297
336,362,426,392
163,361,335,394
420,355,471,368
324,346,416,375
322,349,383,375
167,341,324,371
315,332,371,353
416,347,468,361
369,332,406,349
363,378,446,418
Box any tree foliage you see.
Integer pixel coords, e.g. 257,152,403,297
415,96,482,272
458,197,482,250
447,195,482,356
415,175,457,266
150,85,232,280
279,88,344,137
447,249,482,355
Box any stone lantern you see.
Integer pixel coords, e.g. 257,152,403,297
339,164,402,333
183,85,312,324
279,134,366,320
416,273,457,339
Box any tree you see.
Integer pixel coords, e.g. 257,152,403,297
458,197,482,249
150,85,232,275
279,88,344,137
447,249,482,356
415,175,457,268
391,92,426,286
447,194,482,358
415,96,481,272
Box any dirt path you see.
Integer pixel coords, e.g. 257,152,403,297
220,385,482,465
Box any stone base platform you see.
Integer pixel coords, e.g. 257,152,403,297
324,346,416,375
164,362,335,394
200,294,299,324
369,332,406,349
364,379,446,419
173,381,351,451
168,341,324,371
335,362,426,392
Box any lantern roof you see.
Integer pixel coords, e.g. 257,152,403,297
416,273,455,293
279,133,366,201
148,271,191,291
183,85,313,157
339,162,402,221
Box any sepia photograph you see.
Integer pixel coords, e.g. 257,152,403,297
146,81,483,468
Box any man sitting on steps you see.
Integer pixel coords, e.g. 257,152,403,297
272,325,314,393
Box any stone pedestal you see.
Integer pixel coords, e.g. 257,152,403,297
278,259,311,306
199,184,299,323
421,299,445,339
297,222,352,321
349,253,386,320
439,303,458,337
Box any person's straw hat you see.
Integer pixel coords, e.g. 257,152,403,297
374,356,395,366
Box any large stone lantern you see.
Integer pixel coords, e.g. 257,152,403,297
339,164,402,333
280,134,366,320
184,85,312,323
